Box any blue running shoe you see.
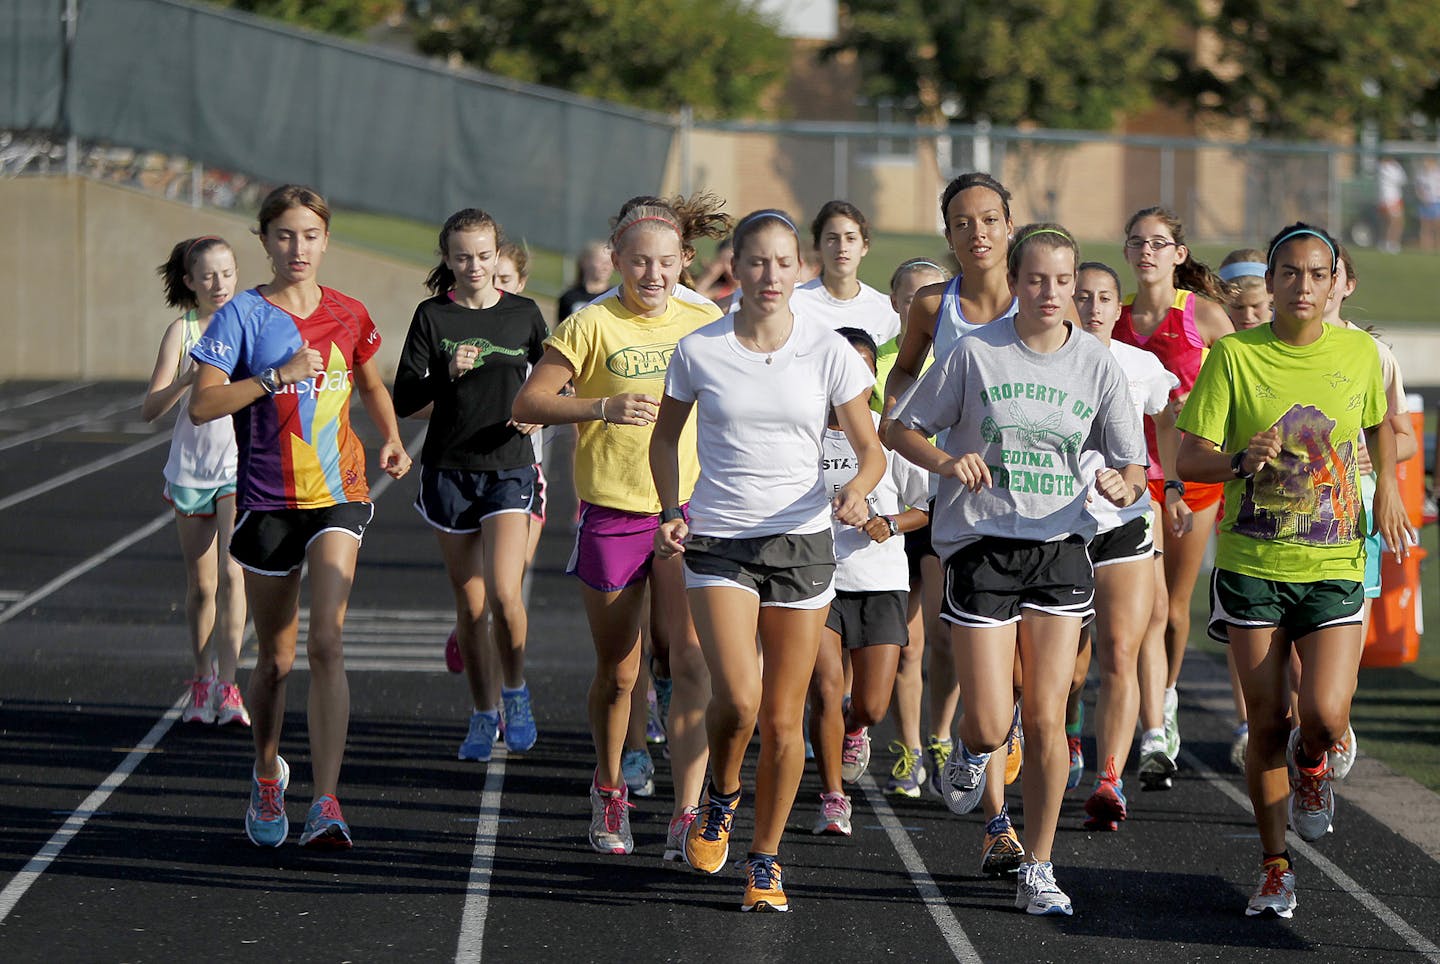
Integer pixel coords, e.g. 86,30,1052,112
621,747,655,797
459,709,500,762
245,755,289,847
1066,736,1085,791
648,678,671,745
501,684,537,753
298,794,353,850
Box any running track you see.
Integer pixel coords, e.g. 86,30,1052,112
1,380,1438,963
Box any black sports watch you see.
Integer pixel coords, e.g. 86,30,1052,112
1231,451,1256,480
1163,480,1185,497
886,515,900,537
659,507,685,524
258,367,283,394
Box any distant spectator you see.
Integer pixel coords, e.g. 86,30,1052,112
556,241,613,321
1377,156,1407,253
1415,157,1440,252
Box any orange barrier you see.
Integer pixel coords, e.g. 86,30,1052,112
1361,408,1427,667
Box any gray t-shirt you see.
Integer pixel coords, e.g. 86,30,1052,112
893,318,1146,561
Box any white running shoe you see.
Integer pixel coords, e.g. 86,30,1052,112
942,743,990,815
840,727,871,783
1245,859,1297,918
588,781,635,855
1015,860,1073,916
1162,686,1181,761
1229,723,1249,772
1138,728,1176,791
812,791,852,836
1329,724,1358,781
663,807,698,862
1287,729,1335,842
182,675,217,724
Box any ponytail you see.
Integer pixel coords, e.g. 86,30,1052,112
426,208,502,296
1125,206,1227,304
155,236,230,310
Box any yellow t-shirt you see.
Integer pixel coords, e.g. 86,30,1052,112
546,295,720,514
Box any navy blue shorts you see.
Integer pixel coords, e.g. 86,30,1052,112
415,465,537,534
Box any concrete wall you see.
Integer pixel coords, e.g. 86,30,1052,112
0,177,429,380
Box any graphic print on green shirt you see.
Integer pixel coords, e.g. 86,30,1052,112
1234,402,1362,546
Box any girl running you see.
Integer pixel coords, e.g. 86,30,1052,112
1067,261,1179,831
1116,206,1233,789
556,241,613,320
810,326,930,835
1219,249,1271,331
512,196,726,857
651,208,884,913
393,209,549,763
190,184,412,849
791,200,901,346
1176,222,1411,918
890,224,1147,915
143,235,248,727
493,239,550,570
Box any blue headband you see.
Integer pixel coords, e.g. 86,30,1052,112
740,211,798,234
1267,229,1336,270
1218,261,1267,282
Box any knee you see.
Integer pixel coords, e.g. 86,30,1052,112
961,715,1010,753
595,660,640,704
712,690,760,731
489,587,526,632
848,692,888,728
668,640,709,692
253,648,294,682
306,627,344,668
187,570,218,605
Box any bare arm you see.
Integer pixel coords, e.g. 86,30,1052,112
511,347,658,427
833,392,888,526
1390,411,1418,464
1367,420,1416,557
1194,297,1236,346
881,285,941,418
141,319,192,422
189,341,322,425
354,356,412,480
1177,427,1281,484
1153,402,1193,536
650,394,696,557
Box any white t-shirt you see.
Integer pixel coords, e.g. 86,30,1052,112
789,277,901,346
589,283,716,311
665,312,876,539
1379,159,1407,206
823,411,930,591
1081,339,1178,534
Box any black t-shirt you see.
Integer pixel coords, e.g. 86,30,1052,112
392,292,549,471
557,283,601,322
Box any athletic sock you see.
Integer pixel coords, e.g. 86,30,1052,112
708,780,741,805
1262,850,1292,871
501,681,527,695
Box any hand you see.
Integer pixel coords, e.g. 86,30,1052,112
450,343,480,379
1165,490,1194,537
602,393,660,426
654,518,689,559
278,339,324,387
1373,481,1417,560
177,362,198,388
832,484,871,527
943,453,992,493
378,439,411,480
861,515,892,543
508,419,540,436
1242,427,1283,476
1094,468,1134,508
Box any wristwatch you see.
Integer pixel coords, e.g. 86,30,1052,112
885,516,900,537
1230,451,1256,480
258,367,283,394
659,507,685,524
1163,480,1185,497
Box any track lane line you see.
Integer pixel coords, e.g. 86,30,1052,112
0,432,170,513
0,382,91,414
0,398,138,452
454,756,507,963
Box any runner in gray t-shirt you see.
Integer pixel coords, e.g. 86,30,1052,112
888,224,1148,919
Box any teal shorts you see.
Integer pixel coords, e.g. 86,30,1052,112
163,480,237,517
1361,473,1382,599
1207,568,1364,643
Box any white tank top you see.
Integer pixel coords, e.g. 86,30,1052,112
163,312,239,488
933,276,1018,362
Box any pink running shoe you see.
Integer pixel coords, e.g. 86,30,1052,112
215,681,251,727
182,676,216,724
445,627,463,674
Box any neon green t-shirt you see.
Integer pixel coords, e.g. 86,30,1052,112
1176,323,1387,582
871,337,932,415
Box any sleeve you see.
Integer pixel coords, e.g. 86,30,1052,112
664,336,697,403
391,303,443,418
528,307,550,365
893,343,967,438
353,303,382,366
1361,338,1388,430
894,454,931,510
830,339,877,406
1376,340,1408,415
1093,354,1149,466
1174,341,1232,447
545,312,591,378
189,300,244,376
1144,357,1180,417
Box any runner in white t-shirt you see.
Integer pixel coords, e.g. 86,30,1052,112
651,209,884,913
788,199,901,346
808,327,930,836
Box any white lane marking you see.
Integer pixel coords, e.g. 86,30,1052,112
1180,749,1440,962
454,754,507,963
0,692,186,925
0,398,137,453
855,773,983,964
0,511,172,627
0,382,91,414
0,432,170,513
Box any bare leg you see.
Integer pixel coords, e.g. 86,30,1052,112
303,532,360,801
650,554,709,818
1015,615,1085,863
175,511,221,677
808,627,846,794
244,569,302,780
752,605,828,855
1091,556,1151,775
212,496,247,683
582,582,647,789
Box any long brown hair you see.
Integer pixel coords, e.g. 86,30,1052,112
156,236,232,310
1125,206,1226,303
425,208,502,295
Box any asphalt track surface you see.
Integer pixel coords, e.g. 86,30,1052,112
1,380,1438,963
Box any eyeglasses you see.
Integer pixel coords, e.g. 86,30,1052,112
1124,237,1178,252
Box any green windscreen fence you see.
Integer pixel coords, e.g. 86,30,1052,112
7,0,677,253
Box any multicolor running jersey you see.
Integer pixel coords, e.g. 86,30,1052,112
189,287,381,510
1114,289,1203,482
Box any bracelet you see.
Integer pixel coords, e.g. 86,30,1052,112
599,396,611,424
1164,479,1185,497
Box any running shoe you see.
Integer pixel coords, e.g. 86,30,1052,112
1287,729,1335,842
501,683,537,753
1066,736,1085,791
1083,759,1127,831
183,675,217,725
214,681,251,727
841,726,871,783
1230,722,1250,772
884,742,927,799
458,709,500,762
1162,685,1181,762
685,787,738,874
588,781,634,855
645,685,667,745
742,854,789,913
925,736,953,799
980,810,1024,876
1329,724,1358,781
653,665,673,737
245,755,289,848
1138,728,1176,791
1245,857,1297,918
811,790,853,836
444,626,463,674
298,794,353,850
942,743,990,815
663,806,699,863
1004,703,1023,785
621,747,655,798
1015,860,1073,916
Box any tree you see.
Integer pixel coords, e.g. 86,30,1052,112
826,0,1191,129
1167,1,1440,139
211,0,402,37
413,0,789,118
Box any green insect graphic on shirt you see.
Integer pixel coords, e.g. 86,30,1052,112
441,337,525,366
980,403,1082,453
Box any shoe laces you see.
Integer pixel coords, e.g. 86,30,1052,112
984,809,1011,837
889,741,920,779
218,683,242,710
189,677,212,704
255,778,284,819
1293,761,1334,809
820,791,848,820
600,789,634,834
698,796,736,841
747,855,782,891
503,690,534,727
841,729,867,766
1067,735,1083,758
315,795,344,822
1101,755,1121,785
1257,860,1291,897
669,807,698,838
1021,860,1059,895
926,737,952,766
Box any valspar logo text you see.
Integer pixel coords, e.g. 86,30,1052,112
195,335,233,359
277,368,352,396
606,343,675,378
